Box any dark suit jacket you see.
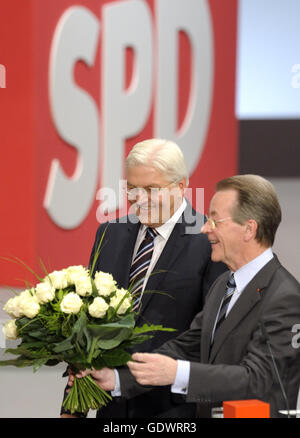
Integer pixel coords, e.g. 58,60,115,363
69,201,227,418
121,255,300,418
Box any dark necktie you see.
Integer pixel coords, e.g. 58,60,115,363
129,227,158,309
213,272,236,338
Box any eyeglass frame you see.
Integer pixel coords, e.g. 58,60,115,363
125,180,179,199
205,215,232,230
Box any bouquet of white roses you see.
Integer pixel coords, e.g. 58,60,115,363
1,263,174,415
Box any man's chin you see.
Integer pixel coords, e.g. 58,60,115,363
211,247,222,263
136,207,175,228
138,216,160,228
136,208,160,227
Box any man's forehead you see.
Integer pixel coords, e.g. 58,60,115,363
126,165,168,184
209,189,238,213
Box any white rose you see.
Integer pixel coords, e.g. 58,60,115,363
36,281,56,304
88,297,109,319
2,319,18,340
19,289,40,319
74,275,93,297
110,288,132,315
66,265,89,285
94,271,117,297
47,269,69,290
3,296,23,318
60,292,83,314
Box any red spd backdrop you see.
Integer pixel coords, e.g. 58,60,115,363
0,0,237,286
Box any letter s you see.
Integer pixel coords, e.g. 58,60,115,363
45,6,100,229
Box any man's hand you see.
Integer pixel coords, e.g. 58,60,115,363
67,367,116,391
127,353,177,386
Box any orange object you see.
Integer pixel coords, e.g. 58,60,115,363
223,399,270,418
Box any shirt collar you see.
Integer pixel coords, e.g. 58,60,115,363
233,247,274,293
140,198,187,240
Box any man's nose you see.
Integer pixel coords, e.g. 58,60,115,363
201,222,207,234
201,219,212,234
136,188,150,202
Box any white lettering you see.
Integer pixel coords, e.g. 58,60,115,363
292,324,300,349
45,6,100,229
45,2,214,228
155,0,214,176
0,64,6,88
102,0,153,213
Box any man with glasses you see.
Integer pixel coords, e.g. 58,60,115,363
61,138,226,418
117,174,299,417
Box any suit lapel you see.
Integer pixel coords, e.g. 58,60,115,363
201,274,228,363
207,256,280,363
113,219,140,288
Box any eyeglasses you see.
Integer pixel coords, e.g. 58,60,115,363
205,215,232,230
125,181,177,200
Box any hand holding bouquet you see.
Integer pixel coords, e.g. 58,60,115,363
1,263,174,415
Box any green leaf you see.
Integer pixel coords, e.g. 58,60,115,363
87,313,135,335
57,288,64,302
52,312,87,353
96,337,129,350
83,327,92,352
52,336,74,353
1,256,43,282
90,278,99,297
73,312,87,345
86,314,135,350
5,346,49,359
60,316,71,337
33,358,50,372
106,306,116,321
50,302,62,313
95,348,132,368
16,316,40,332
122,334,153,347
27,328,48,339
0,356,36,368
89,225,109,277
4,347,25,356
133,323,176,335
18,340,46,349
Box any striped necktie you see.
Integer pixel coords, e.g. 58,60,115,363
213,272,236,336
129,227,158,309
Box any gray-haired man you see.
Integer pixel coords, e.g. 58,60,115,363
61,138,227,418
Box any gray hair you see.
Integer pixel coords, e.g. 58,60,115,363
125,139,189,185
216,174,282,247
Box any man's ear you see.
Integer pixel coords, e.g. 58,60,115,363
244,219,258,242
178,178,187,195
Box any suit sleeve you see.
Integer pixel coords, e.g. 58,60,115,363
119,312,203,400
186,282,300,406
156,311,203,361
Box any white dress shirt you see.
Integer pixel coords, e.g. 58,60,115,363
173,247,274,394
